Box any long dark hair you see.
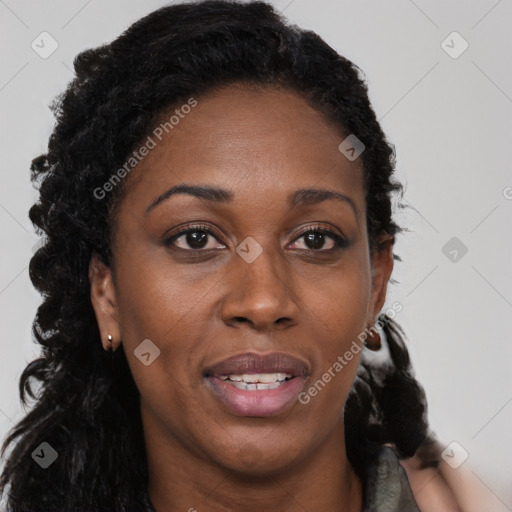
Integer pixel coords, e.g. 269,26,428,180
0,1,428,510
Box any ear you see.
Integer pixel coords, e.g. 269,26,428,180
367,233,395,323
89,253,121,351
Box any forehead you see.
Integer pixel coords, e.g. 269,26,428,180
120,84,365,214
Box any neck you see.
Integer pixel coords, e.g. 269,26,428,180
143,405,363,512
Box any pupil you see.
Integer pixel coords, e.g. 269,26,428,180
305,232,324,250
187,231,208,249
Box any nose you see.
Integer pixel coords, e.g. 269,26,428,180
221,246,300,331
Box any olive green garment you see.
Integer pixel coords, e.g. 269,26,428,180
362,446,421,512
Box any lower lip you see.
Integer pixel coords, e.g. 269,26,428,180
205,376,306,417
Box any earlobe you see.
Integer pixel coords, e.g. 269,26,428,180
88,254,121,351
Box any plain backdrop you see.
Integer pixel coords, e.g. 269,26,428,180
1,0,511,506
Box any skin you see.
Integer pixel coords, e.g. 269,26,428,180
89,83,395,512
402,437,510,512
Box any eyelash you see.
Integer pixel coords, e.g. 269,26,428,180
164,223,348,253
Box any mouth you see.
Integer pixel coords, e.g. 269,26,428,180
202,351,310,417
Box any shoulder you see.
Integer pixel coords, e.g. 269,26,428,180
399,443,461,512
399,438,508,512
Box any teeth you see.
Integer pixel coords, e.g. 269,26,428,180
219,372,292,384
229,380,285,391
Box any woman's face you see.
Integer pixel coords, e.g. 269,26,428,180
90,84,393,475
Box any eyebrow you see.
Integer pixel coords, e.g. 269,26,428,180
145,184,358,217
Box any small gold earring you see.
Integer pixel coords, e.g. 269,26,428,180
107,334,113,352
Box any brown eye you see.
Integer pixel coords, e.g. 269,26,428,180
164,224,225,251
290,227,348,252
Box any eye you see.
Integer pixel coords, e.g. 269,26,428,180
164,224,225,251
289,225,348,251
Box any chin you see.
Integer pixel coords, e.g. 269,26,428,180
211,439,305,478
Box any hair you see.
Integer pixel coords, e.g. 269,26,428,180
0,1,429,510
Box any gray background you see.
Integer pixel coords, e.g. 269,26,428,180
1,0,511,506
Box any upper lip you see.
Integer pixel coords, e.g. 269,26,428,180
203,351,310,378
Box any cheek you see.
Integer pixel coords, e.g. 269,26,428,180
298,255,371,409
114,243,206,343
113,259,206,429
112,249,211,400
305,253,371,345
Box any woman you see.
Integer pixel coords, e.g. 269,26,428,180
0,1,494,511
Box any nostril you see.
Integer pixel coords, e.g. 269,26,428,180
232,317,254,327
